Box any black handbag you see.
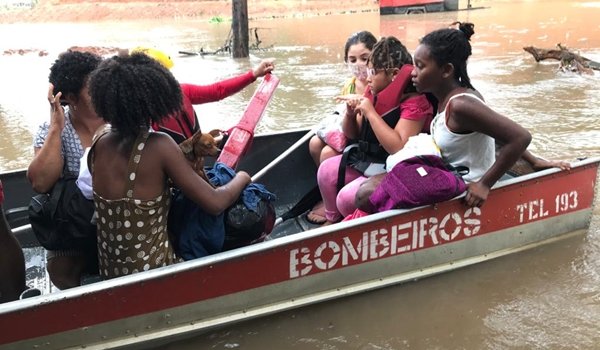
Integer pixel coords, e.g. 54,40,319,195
223,191,275,251
28,177,97,251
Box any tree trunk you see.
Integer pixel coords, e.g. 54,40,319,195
231,0,249,58
523,44,599,74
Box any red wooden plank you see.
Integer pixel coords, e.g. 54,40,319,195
217,74,280,169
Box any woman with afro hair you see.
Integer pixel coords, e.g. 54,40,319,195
28,50,105,289
80,53,250,279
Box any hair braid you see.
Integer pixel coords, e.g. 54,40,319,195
369,36,413,70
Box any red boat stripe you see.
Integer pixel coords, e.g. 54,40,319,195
0,164,596,345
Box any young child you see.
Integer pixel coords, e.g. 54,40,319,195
309,31,377,165
78,53,251,279
315,36,434,225
411,22,532,207
307,30,377,224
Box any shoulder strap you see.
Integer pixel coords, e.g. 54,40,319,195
337,143,359,192
124,131,151,199
87,125,111,176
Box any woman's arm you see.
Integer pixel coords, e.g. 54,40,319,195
184,59,275,104
158,135,251,215
448,96,532,207
182,72,255,104
357,94,432,154
27,86,65,193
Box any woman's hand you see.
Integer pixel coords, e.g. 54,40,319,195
235,171,252,186
336,94,363,118
47,84,65,131
465,181,490,207
252,58,275,78
335,94,363,103
354,97,376,120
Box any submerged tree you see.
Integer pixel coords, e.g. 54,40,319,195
232,0,249,58
523,43,599,74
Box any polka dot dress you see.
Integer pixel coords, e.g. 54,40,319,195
93,131,176,279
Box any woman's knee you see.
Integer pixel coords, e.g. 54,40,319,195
355,174,384,213
47,255,87,289
337,177,366,217
319,146,339,163
309,136,325,163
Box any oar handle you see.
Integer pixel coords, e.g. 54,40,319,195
218,74,280,169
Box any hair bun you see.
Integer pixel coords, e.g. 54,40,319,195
457,22,475,41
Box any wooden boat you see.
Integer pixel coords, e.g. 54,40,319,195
0,128,598,349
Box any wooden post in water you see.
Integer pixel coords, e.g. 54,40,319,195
232,0,249,58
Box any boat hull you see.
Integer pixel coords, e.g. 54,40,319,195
0,129,598,349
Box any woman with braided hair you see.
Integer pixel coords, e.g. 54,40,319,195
315,36,434,225
82,53,250,279
411,22,531,207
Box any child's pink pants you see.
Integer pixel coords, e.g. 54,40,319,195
317,155,367,222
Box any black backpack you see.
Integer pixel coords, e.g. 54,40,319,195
28,177,97,251
223,197,275,251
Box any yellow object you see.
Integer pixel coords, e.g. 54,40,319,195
131,47,174,69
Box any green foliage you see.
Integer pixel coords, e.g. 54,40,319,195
209,16,225,23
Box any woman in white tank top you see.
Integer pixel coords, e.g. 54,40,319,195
411,22,532,208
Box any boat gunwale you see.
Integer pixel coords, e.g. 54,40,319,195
1,156,598,315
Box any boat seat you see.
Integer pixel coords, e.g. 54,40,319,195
4,206,29,229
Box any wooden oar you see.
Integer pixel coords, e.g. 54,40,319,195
251,128,315,182
217,73,280,169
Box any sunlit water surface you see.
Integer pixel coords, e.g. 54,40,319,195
1,0,599,348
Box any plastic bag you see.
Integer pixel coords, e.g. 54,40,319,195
315,104,348,153
223,197,275,251
386,133,441,172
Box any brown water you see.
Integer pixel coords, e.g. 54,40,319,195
1,0,600,348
